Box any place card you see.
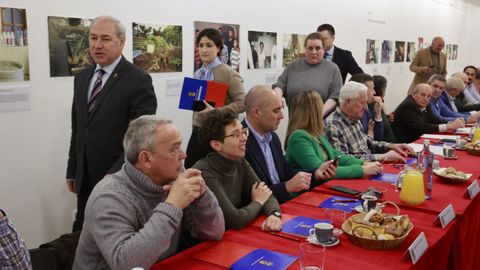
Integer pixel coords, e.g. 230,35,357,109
405,232,428,265
466,181,479,199
434,204,455,229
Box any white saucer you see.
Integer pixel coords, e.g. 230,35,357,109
307,235,340,247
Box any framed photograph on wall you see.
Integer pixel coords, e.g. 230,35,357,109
394,41,405,62
48,16,92,77
365,39,379,64
247,30,277,69
283,33,306,67
194,21,240,72
1,7,29,81
381,40,393,63
406,42,416,62
132,22,182,73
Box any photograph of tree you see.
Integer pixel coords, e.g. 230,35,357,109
283,33,306,67
0,7,29,81
48,16,92,77
132,23,182,73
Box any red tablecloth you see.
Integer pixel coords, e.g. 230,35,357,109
311,145,480,270
151,138,479,270
152,195,457,270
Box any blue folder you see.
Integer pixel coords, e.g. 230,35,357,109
230,248,297,270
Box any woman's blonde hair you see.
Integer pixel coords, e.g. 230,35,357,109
285,90,324,148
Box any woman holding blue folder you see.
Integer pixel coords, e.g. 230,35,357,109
184,28,246,168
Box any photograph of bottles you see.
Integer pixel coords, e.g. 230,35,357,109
0,7,29,81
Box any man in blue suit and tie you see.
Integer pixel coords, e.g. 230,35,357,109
242,85,336,203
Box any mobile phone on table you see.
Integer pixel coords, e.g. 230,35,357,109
330,185,361,196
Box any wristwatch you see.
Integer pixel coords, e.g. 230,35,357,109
271,211,282,218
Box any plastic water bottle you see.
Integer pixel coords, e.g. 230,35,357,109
417,140,434,200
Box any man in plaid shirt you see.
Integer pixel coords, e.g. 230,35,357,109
0,209,32,270
325,81,414,162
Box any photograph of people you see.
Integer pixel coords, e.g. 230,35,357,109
365,39,378,64
248,31,278,69
381,40,393,63
394,41,405,62
193,21,240,72
230,39,240,72
407,42,416,62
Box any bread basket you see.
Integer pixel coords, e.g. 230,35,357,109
465,142,480,156
341,201,413,250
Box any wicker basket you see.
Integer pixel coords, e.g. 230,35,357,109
341,201,413,250
465,142,480,156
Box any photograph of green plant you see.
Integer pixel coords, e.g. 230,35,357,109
132,22,182,73
48,16,92,77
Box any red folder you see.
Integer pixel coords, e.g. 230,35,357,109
290,192,332,207
194,241,257,268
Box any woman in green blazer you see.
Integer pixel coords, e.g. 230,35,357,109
285,91,381,180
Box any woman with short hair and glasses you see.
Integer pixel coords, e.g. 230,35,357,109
273,32,343,117
193,109,282,231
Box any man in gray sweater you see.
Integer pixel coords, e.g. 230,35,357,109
73,115,225,270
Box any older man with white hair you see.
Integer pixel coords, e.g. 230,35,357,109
450,72,480,112
325,81,414,162
441,75,480,114
393,83,464,143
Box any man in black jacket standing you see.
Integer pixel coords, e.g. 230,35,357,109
317,24,363,83
66,16,157,231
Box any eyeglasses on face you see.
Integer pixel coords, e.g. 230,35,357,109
224,127,249,140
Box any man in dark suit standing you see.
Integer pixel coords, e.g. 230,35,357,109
66,16,157,231
317,24,363,83
242,85,336,203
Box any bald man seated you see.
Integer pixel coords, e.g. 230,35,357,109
393,83,464,143
242,85,336,203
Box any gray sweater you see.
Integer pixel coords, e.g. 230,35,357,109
73,161,224,270
273,58,342,110
193,152,281,230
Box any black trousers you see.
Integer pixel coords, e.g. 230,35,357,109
72,163,93,232
184,127,211,169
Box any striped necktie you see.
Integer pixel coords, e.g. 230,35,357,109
88,69,106,112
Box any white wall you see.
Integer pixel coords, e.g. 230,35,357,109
1,0,479,247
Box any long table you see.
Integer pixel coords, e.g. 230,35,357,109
152,140,479,270
313,144,480,270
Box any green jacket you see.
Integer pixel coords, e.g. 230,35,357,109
285,129,364,179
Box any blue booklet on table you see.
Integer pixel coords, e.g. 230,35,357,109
369,172,398,183
282,216,329,237
319,195,361,212
230,248,297,270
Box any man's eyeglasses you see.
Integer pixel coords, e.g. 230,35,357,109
224,128,249,140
